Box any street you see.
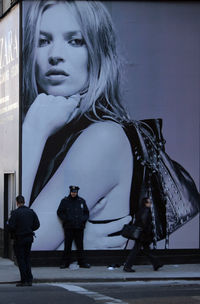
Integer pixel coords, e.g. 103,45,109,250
0,281,200,304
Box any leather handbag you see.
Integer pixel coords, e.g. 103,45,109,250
121,223,143,240
125,119,200,247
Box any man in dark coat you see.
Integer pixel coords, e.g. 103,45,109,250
123,197,163,272
6,195,40,286
57,185,90,269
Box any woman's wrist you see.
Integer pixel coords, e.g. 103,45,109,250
23,119,50,143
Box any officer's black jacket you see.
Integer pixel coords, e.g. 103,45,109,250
6,206,40,239
57,195,89,229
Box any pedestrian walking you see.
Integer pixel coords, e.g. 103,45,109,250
57,186,90,269
6,195,40,286
123,197,163,272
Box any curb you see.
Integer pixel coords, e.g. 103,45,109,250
34,277,200,283
1,276,200,284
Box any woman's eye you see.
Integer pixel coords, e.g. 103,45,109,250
68,38,84,47
38,38,50,47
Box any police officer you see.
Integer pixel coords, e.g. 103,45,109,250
6,195,40,286
57,185,90,269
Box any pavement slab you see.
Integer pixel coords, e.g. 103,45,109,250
0,258,200,284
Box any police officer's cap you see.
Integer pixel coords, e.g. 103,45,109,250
69,185,80,192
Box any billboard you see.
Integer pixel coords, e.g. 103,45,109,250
0,4,19,229
21,1,200,251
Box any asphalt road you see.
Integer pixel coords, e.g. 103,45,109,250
0,281,200,304
79,281,200,304
0,284,95,304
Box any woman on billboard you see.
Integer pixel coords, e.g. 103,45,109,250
22,0,133,250
22,0,199,251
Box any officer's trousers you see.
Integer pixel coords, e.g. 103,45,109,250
14,236,33,283
63,228,85,266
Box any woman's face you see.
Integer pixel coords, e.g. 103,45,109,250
35,3,88,97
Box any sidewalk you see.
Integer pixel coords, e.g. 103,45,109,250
0,257,200,284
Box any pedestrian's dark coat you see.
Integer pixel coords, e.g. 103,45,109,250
6,206,40,241
135,205,153,244
57,195,89,229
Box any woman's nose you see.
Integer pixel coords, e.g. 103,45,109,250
48,56,63,65
48,41,65,65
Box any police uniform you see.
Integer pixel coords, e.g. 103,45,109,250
57,186,90,268
6,205,40,285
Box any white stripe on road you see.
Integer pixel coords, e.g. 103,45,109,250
49,283,128,304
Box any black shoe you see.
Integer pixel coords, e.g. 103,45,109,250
27,282,32,286
60,264,69,269
154,264,163,271
123,266,135,272
79,263,91,268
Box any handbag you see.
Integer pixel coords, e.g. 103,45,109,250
121,223,143,240
124,119,200,247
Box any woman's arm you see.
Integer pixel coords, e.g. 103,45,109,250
30,120,133,250
22,93,80,203
62,121,133,215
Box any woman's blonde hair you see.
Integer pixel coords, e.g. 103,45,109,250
22,0,130,123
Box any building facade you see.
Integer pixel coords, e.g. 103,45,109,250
0,1,199,263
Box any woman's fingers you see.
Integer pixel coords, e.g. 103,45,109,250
105,215,132,235
83,215,132,249
65,95,81,123
104,235,128,249
24,93,81,138
89,198,108,219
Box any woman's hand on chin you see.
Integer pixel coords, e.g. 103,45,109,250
23,93,81,139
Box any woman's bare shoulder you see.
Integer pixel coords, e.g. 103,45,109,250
65,120,132,175
64,121,132,177
79,120,129,147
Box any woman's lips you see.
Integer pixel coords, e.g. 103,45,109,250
46,69,69,77
45,69,69,83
